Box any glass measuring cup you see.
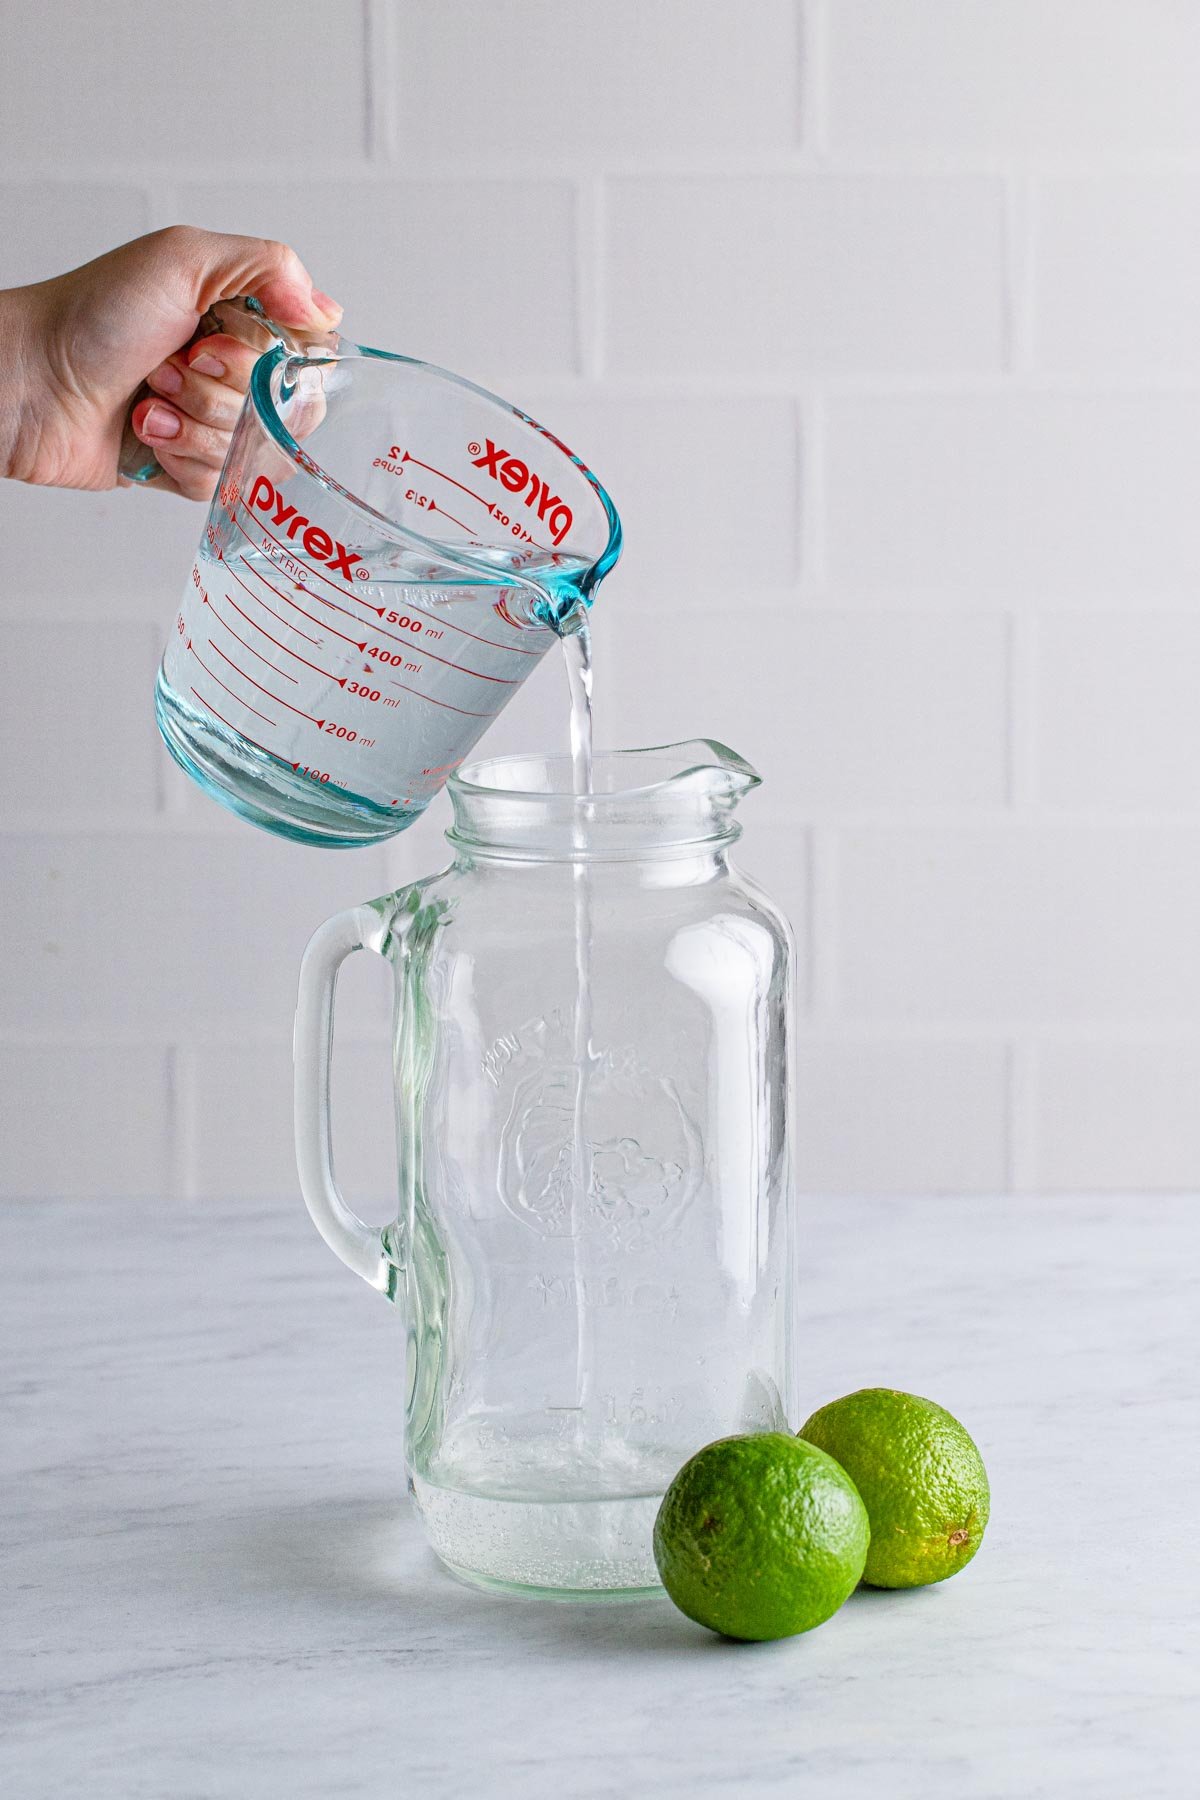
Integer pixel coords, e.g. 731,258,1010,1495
156,335,621,846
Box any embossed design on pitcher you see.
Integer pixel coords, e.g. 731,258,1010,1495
496,1034,702,1246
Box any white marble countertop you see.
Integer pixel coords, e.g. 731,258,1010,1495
2,1193,1196,1798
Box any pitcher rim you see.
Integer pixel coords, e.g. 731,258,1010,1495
452,740,761,804
446,740,761,860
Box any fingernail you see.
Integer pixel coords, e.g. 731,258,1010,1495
141,403,180,440
311,288,342,318
189,352,227,378
149,362,183,395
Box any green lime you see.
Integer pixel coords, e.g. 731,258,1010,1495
652,1432,870,1641
799,1389,989,1590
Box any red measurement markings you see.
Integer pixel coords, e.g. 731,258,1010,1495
208,639,326,728
190,689,277,758
259,568,522,685
431,500,476,534
188,642,278,728
402,450,490,512
230,544,366,649
385,678,499,720
404,450,555,554
190,687,336,783
231,566,498,720
208,585,345,687
220,549,320,645
231,505,521,685
227,489,543,659
368,590,544,659
226,512,367,647
369,623,520,685
396,482,476,536
204,597,299,685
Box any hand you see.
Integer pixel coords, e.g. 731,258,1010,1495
0,226,341,501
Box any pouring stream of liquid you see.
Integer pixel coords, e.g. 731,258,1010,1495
560,620,597,1427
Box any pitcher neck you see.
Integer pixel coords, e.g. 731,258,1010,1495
446,742,761,866
450,841,735,886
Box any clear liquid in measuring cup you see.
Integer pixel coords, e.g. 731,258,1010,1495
156,527,588,847
155,337,620,846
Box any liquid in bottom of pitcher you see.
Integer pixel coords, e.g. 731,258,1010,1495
409,1468,664,1597
411,632,657,1599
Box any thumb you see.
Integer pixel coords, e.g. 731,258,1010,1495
160,225,343,329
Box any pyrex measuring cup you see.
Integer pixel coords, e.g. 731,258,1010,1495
156,337,621,845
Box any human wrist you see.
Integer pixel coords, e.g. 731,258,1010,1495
0,283,49,483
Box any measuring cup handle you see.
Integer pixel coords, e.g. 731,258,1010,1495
119,298,259,486
118,296,336,485
294,906,397,1298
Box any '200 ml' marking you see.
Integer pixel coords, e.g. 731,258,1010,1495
246,474,365,582
470,439,574,545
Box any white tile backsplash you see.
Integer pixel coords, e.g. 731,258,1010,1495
3,2,1200,1196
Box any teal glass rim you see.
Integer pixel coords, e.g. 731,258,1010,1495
248,341,623,615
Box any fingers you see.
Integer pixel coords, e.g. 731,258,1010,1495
131,394,233,472
184,332,261,391
144,355,241,433
133,327,263,496
146,450,220,504
152,225,343,331
143,329,260,430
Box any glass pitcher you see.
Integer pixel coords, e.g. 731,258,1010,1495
294,741,795,1596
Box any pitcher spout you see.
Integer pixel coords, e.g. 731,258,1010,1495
631,737,761,802
449,739,763,861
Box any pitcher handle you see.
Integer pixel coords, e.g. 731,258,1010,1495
294,906,396,1297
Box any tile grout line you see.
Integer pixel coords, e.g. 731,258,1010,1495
576,176,606,382
1007,1040,1038,1193
23,154,1200,179
805,825,840,1024
165,1043,188,1201
363,0,398,165
801,0,830,160
799,389,826,588
9,1023,1200,1048
1006,610,1041,811
1002,171,1037,376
